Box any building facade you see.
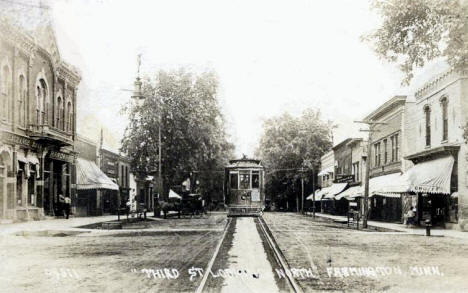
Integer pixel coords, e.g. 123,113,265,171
0,18,80,221
404,69,467,228
364,96,407,222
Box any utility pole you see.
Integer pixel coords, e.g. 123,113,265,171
354,120,386,228
301,166,304,214
312,166,315,218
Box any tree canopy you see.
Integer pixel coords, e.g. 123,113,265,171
255,109,334,210
363,0,467,84
121,69,234,201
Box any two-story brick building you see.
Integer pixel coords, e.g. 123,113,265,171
403,69,467,228
363,96,407,222
0,14,80,221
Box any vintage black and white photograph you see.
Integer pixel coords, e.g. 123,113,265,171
1,0,468,292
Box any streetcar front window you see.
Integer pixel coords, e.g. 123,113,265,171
239,172,250,189
230,173,238,189
252,171,259,189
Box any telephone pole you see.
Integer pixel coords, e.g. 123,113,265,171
354,120,386,228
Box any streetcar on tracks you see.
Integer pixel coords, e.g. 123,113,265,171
224,156,265,216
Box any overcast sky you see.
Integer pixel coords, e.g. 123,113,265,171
48,0,419,156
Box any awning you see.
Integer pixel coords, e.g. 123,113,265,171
27,154,40,165
318,166,334,176
370,173,408,197
323,183,347,199
403,156,454,194
335,185,361,200
169,189,182,199
76,158,119,190
306,189,322,201
315,186,331,200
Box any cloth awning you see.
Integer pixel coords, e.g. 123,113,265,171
315,186,331,200
370,172,407,197
306,189,322,200
335,185,361,200
76,158,119,190
169,189,182,199
318,166,334,176
323,183,347,199
403,156,454,194
26,154,40,165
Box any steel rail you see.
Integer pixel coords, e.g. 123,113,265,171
257,216,304,293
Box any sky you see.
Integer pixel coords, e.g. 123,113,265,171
44,0,423,156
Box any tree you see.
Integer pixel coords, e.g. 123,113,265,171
363,0,467,84
255,109,334,211
121,69,234,201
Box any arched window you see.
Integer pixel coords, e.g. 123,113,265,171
35,79,48,125
56,96,62,129
441,97,448,141
18,75,26,127
66,101,72,132
40,79,48,124
2,66,11,121
424,105,431,147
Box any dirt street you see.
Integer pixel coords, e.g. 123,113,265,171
263,212,468,293
0,214,227,293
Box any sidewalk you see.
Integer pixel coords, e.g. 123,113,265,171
0,215,119,236
309,212,468,240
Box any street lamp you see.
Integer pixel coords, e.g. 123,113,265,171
130,56,164,205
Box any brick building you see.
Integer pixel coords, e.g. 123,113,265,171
403,69,467,228
0,13,80,221
363,96,407,222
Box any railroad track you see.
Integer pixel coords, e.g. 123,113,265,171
195,216,303,293
257,216,304,293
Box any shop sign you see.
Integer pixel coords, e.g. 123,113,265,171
48,151,74,163
335,174,355,183
1,131,39,149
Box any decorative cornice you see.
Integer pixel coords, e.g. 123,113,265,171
363,95,407,122
414,68,468,100
0,20,81,87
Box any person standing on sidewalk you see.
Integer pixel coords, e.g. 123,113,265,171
64,195,71,219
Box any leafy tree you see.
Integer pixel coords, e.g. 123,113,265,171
121,69,234,201
255,109,334,211
363,0,467,84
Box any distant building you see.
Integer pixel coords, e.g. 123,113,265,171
74,136,118,216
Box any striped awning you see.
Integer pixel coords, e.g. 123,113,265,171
314,186,331,200
404,156,454,194
324,183,347,199
335,185,361,200
76,158,119,190
370,173,407,197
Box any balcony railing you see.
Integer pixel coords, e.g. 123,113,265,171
28,118,73,147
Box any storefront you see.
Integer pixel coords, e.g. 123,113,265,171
75,157,119,216
0,132,45,221
402,154,456,227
